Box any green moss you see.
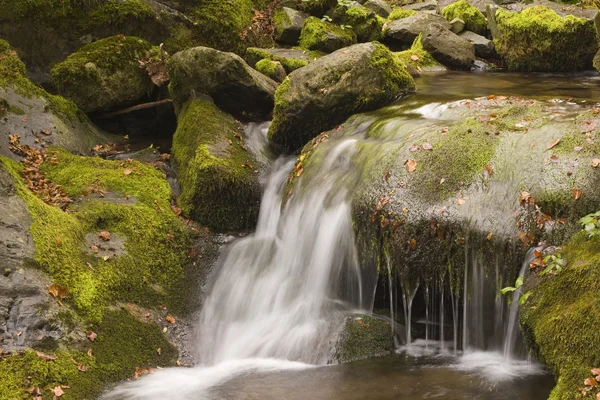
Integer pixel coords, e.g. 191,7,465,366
494,6,598,72
387,8,416,21
521,232,600,399
84,0,154,29
414,118,498,201
171,99,260,231
396,34,440,69
246,47,312,73
335,316,393,363
1,152,193,319
0,309,175,400
51,35,154,112
441,0,487,35
274,7,292,34
370,42,416,94
333,5,386,42
297,0,338,16
255,58,278,77
299,16,357,53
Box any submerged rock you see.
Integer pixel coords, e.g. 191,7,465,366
385,13,452,46
274,7,309,45
334,315,395,363
299,16,358,53
167,46,278,119
268,42,416,152
0,40,112,161
492,5,599,71
171,99,261,231
51,35,155,113
421,24,475,70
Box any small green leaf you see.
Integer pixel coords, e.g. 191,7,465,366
515,276,524,288
519,291,532,305
501,286,516,295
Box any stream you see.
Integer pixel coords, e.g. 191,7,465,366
100,71,600,400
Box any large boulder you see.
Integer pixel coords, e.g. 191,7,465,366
0,40,112,162
421,24,475,69
268,42,416,152
51,36,155,113
334,315,395,363
296,0,339,17
492,5,599,71
385,13,452,46
330,2,386,42
459,30,496,59
441,0,487,35
167,46,278,119
299,16,358,53
171,99,261,231
274,7,309,45
363,0,393,17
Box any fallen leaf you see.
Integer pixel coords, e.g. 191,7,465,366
592,368,600,376
457,198,466,205
296,166,304,177
91,245,99,253
546,139,561,149
572,188,582,200
51,386,65,397
166,315,176,324
99,231,111,241
422,142,433,151
405,159,417,173
409,145,420,152
36,351,57,361
87,348,93,357
440,178,445,184
86,330,97,342
584,377,598,387
157,348,162,356
77,363,88,372
123,169,132,175
48,283,68,299
592,158,600,168
549,155,560,163
410,54,419,61
487,94,496,100
409,239,417,249
487,232,493,240
574,146,583,152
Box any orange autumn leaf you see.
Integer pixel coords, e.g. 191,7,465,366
405,159,417,173
166,315,176,324
99,231,111,241
48,283,68,299
592,158,600,168
457,198,466,205
546,138,560,149
86,330,97,342
409,239,417,249
572,188,582,200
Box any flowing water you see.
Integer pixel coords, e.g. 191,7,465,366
99,72,600,400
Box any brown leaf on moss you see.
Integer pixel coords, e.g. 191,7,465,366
546,138,560,149
422,142,433,151
487,232,493,240
51,386,65,397
457,198,466,205
99,231,111,241
48,283,68,299
405,159,417,173
86,330,97,342
36,351,57,361
123,169,132,175
409,239,417,249
592,158,600,168
572,188,582,200
166,315,176,324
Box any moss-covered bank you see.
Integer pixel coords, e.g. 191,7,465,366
171,99,261,231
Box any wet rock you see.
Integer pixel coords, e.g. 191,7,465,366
363,0,393,17
167,46,278,120
334,315,396,363
471,59,491,72
255,59,288,83
459,30,496,59
385,13,451,46
268,42,415,152
296,0,339,17
245,47,320,74
0,41,113,162
51,36,155,113
171,99,261,231
421,24,475,70
299,16,358,53
491,3,599,71
274,7,309,45
594,48,600,74
403,0,437,12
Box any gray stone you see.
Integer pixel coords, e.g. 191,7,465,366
274,7,309,45
268,43,415,152
363,0,393,17
449,17,465,33
403,0,438,11
385,13,452,45
459,30,496,58
168,46,278,120
421,23,475,69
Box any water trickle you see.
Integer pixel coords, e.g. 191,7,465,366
400,276,420,346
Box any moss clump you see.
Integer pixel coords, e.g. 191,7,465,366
1,151,193,320
441,0,487,35
246,47,313,73
273,6,292,34
521,232,600,399
51,35,154,113
332,5,386,42
414,118,498,201
0,310,176,400
299,16,357,53
387,8,417,21
370,42,416,94
171,99,261,231
396,34,440,69
84,0,154,29
335,316,393,363
255,58,278,78
494,6,598,72
297,0,338,16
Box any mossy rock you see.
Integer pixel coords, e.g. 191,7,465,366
245,47,323,74
0,40,113,161
521,232,600,399
331,3,386,42
441,0,487,35
255,59,287,82
274,7,309,45
384,12,452,46
296,0,339,17
334,315,394,363
387,8,417,22
168,46,277,119
268,42,415,152
298,16,358,53
51,35,155,113
494,6,599,72
395,33,443,71
171,99,261,231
